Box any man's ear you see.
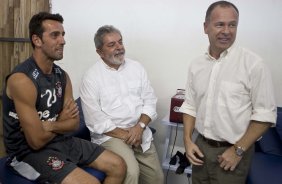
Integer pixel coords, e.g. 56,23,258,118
32,34,42,47
204,22,208,34
96,49,103,57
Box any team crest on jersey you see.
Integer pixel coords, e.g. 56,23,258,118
54,67,62,74
32,69,39,79
56,82,63,98
46,156,64,170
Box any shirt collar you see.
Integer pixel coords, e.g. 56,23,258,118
100,59,126,71
205,42,236,61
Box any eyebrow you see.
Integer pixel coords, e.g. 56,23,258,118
105,38,123,45
49,30,65,36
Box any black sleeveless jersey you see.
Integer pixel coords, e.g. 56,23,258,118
2,57,67,160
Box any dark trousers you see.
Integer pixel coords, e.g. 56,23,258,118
192,135,254,184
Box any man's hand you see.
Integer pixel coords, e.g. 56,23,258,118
42,121,53,132
185,141,204,166
58,99,79,121
125,124,144,147
217,146,242,171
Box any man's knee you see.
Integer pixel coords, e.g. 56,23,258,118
92,149,127,179
61,168,101,184
141,166,164,184
155,169,164,183
125,161,140,182
111,154,127,177
127,166,140,179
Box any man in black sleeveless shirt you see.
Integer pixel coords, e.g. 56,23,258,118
2,12,126,184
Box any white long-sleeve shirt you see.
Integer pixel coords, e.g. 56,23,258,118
80,58,157,145
179,44,277,144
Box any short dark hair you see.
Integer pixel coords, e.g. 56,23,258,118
205,1,239,22
29,12,64,48
94,25,122,50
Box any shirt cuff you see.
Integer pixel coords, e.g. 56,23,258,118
142,108,157,122
251,108,277,125
179,101,196,117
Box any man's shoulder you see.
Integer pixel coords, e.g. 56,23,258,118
125,58,140,64
125,58,144,69
8,57,37,82
82,61,103,81
90,61,103,71
188,54,207,68
12,57,34,72
232,45,261,58
53,63,66,74
235,46,264,65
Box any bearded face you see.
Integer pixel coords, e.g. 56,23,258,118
97,32,125,69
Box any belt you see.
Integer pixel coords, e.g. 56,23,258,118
199,134,232,147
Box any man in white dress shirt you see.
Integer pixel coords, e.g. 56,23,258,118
179,1,277,184
80,25,164,184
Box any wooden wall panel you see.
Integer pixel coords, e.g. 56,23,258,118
0,0,50,157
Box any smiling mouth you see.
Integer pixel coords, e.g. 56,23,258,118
220,38,229,40
114,52,124,57
56,48,64,53
218,37,230,44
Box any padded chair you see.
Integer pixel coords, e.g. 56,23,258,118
246,107,282,184
0,98,105,184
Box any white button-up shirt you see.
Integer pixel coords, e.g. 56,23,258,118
179,44,277,143
80,58,157,146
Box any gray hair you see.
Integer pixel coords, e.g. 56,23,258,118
205,1,239,23
94,25,122,49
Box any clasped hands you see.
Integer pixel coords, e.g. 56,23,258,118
122,124,144,147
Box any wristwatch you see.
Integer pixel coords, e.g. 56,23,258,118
138,122,146,129
234,144,245,157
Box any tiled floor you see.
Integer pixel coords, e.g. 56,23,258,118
165,169,192,184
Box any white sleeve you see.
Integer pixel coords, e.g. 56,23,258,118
140,66,157,121
249,61,277,124
79,75,116,134
179,66,196,117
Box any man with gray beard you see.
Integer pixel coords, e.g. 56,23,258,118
80,25,164,184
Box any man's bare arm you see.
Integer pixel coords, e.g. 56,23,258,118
44,73,79,134
218,120,271,171
104,128,129,141
7,73,56,150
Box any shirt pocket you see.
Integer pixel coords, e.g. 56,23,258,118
100,87,122,111
128,80,142,97
218,81,249,109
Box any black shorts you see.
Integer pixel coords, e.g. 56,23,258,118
10,137,104,184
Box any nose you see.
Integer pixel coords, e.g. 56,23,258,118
61,36,66,45
116,42,123,50
222,25,231,34
58,34,65,45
